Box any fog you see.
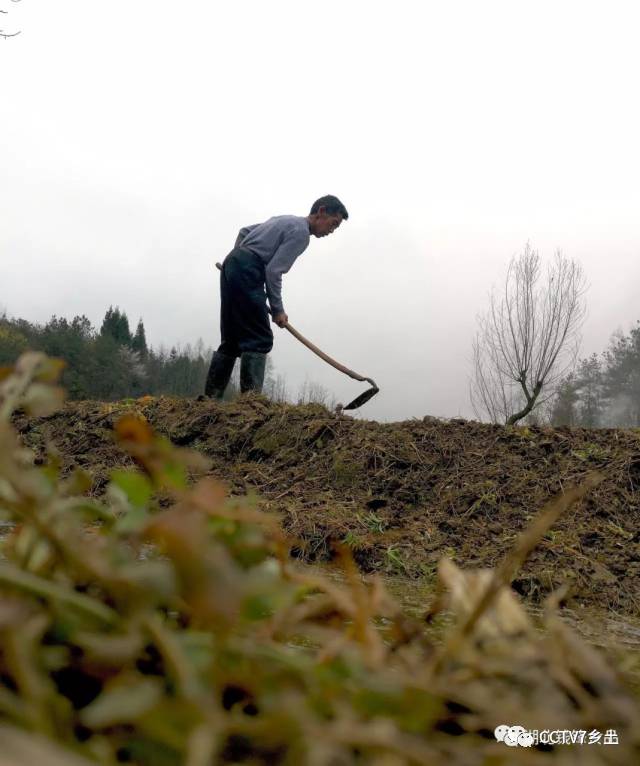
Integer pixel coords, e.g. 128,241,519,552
2,1,639,421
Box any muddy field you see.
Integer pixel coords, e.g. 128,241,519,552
14,395,640,616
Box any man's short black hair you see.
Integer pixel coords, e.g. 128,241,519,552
310,195,349,220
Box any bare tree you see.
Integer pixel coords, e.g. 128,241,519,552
267,373,288,403
1,0,22,39
471,243,587,425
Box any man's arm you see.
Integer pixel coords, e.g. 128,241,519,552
265,231,308,318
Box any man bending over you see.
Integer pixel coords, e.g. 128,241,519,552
204,195,349,398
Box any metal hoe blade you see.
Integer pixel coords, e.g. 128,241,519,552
343,384,380,411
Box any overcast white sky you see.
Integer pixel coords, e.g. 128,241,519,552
2,1,639,421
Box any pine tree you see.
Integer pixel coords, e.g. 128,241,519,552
574,354,603,427
602,323,640,425
100,307,115,338
100,307,132,346
93,333,133,400
40,315,96,399
132,320,148,357
118,311,133,346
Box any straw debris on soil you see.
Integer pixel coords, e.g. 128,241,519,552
14,393,640,615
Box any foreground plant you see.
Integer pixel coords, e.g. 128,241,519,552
0,352,638,765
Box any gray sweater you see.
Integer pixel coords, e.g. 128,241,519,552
235,215,310,315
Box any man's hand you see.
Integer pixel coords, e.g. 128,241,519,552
273,312,289,328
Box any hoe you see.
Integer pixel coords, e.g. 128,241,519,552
215,262,378,411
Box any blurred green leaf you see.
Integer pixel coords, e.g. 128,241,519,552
0,724,94,766
117,561,177,600
161,462,187,490
79,675,164,728
61,469,94,496
74,630,145,664
22,383,65,417
32,357,66,384
111,470,152,509
0,563,118,626
120,736,181,766
242,593,275,621
114,504,149,534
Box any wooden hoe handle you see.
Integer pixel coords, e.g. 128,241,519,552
215,262,374,386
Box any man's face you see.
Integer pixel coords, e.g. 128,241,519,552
314,208,343,237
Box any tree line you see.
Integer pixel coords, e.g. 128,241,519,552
0,308,334,406
551,326,640,427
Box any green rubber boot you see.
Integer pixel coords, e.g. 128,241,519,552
204,351,236,399
240,352,267,393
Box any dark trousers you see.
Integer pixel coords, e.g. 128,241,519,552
217,248,273,357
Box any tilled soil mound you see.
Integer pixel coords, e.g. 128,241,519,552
15,395,640,615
